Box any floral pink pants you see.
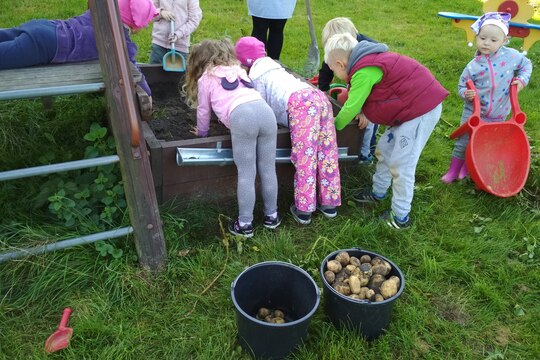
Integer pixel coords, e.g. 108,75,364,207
288,88,341,213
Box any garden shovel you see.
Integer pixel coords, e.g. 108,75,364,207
303,0,320,77
162,21,186,72
44,308,73,353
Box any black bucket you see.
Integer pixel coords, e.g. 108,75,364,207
320,248,404,340
231,261,320,359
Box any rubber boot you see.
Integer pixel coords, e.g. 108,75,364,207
458,162,468,180
441,157,465,184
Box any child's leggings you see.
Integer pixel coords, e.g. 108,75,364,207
288,88,341,213
372,103,442,219
230,100,278,224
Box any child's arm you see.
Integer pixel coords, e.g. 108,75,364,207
334,66,383,130
457,66,473,101
196,78,212,137
513,53,532,91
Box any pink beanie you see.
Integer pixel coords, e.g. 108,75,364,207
235,36,267,67
118,0,159,30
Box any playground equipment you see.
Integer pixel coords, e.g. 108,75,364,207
450,80,530,197
438,0,540,53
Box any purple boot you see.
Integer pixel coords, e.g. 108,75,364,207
441,157,465,184
458,162,468,180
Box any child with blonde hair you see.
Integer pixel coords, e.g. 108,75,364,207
235,36,341,225
183,38,280,237
324,33,448,229
320,17,378,165
441,12,532,183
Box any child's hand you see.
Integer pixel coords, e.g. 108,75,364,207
355,113,369,130
511,79,524,93
190,126,199,136
168,33,178,43
465,89,476,102
160,9,175,22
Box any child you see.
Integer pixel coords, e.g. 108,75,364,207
183,38,280,237
235,36,341,225
319,17,379,165
441,12,532,183
324,33,449,229
149,0,202,64
0,0,157,96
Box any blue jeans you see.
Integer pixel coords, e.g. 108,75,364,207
149,43,188,65
0,19,57,69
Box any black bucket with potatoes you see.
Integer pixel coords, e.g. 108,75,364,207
320,248,405,340
231,261,320,359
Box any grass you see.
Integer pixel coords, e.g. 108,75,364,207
1,0,540,359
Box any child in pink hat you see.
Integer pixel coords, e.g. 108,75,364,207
236,36,342,225
0,0,158,95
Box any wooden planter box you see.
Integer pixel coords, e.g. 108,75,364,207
140,65,362,204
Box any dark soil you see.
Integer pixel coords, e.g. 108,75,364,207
148,95,229,141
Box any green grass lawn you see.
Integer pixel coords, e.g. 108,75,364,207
1,0,539,359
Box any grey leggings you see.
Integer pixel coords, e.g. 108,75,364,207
230,100,278,223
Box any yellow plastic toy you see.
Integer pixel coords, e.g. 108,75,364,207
439,0,540,54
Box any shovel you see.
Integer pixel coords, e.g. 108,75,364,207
450,80,530,197
303,0,320,77
44,308,73,353
162,21,186,72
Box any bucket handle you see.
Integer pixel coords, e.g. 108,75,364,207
450,80,481,139
509,78,527,127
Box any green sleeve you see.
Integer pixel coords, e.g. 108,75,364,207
334,66,383,131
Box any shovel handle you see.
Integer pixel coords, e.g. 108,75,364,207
510,80,527,126
450,80,481,139
170,20,175,51
58,307,72,329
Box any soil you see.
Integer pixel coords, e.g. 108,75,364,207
148,95,229,141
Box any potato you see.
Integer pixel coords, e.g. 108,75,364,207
349,256,361,267
273,317,285,324
264,315,273,323
327,260,342,273
358,273,370,287
257,307,270,318
365,289,376,301
273,310,285,319
359,263,372,277
334,283,351,296
324,270,336,284
374,294,385,302
371,263,390,276
349,294,362,300
358,287,370,299
344,264,357,275
335,251,350,266
388,275,401,288
335,269,349,283
360,254,372,264
380,277,400,299
368,274,386,293
371,257,392,275
348,275,362,294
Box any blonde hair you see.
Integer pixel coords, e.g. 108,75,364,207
323,33,358,64
322,17,358,47
182,38,240,108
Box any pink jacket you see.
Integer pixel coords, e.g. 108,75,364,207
197,65,262,137
152,0,202,53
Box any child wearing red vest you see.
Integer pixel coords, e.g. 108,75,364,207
324,33,448,229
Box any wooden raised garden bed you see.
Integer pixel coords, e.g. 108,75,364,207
140,64,362,204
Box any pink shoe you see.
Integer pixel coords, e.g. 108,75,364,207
441,157,465,184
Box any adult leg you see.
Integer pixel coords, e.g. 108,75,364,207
267,19,287,60
251,16,270,47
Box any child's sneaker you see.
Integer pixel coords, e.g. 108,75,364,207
380,210,411,229
358,153,373,165
289,204,312,225
228,220,254,238
352,189,385,204
316,205,338,219
263,213,282,229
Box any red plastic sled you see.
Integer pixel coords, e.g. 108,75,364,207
450,80,530,197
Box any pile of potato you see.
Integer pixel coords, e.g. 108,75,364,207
256,307,287,324
323,251,400,302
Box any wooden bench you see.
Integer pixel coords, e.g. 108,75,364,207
0,61,152,119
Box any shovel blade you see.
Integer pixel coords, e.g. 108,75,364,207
163,51,186,72
303,45,320,78
44,328,73,353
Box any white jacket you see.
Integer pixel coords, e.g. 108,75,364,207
152,0,202,53
249,57,310,127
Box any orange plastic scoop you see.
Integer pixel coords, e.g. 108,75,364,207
450,80,530,197
44,308,73,353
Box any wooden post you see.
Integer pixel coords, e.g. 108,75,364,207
88,0,166,271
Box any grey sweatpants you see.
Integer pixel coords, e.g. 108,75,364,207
372,103,442,218
230,100,278,223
